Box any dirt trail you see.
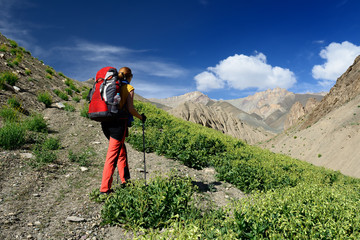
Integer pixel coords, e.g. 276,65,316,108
0,106,245,240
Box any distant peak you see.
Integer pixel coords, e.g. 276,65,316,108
149,91,211,108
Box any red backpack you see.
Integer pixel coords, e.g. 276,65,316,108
88,66,128,122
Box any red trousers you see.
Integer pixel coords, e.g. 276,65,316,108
100,137,130,192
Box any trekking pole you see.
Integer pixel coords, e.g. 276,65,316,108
142,122,146,186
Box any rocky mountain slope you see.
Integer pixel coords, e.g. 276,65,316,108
224,88,324,131
149,91,212,108
150,88,324,142
169,101,274,144
284,97,319,130
301,55,360,129
262,55,360,178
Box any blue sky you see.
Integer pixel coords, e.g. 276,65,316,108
1,0,360,99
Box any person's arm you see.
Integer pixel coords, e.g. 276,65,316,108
126,90,143,121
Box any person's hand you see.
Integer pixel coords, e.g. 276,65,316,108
141,113,147,123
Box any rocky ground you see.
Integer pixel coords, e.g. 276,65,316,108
0,104,246,240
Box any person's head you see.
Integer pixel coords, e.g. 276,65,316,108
119,67,133,82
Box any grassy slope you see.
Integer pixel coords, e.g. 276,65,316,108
122,101,360,239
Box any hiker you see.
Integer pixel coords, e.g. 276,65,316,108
100,67,146,194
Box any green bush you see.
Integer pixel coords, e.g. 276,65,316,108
37,91,52,107
65,88,73,96
53,89,69,100
65,78,72,86
0,44,7,52
53,89,61,96
9,39,18,48
80,103,89,118
97,173,197,229
25,69,32,75
42,137,61,150
9,48,17,55
0,71,19,86
58,92,68,101
0,122,26,149
12,59,19,66
68,147,95,166
73,96,80,102
7,97,21,109
70,84,80,93
64,103,75,112
30,143,57,167
82,88,90,99
45,67,54,75
231,183,360,239
0,105,19,122
45,74,52,79
24,113,48,133
58,72,65,77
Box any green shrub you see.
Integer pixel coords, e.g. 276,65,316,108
10,48,18,55
0,71,19,86
0,122,26,149
97,173,197,229
30,142,57,167
42,137,61,150
58,91,69,101
80,103,89,118
231,183,360,239
53,89,61,96
0,44,7,52
45,74,52,79
25,69,32,75
73,96,80,102
58,72,65,77
12,59,19,66
0,105,19,122
65,88,73,96
65,78,72,86
82,88,90,99
37,91,52,107
7,96,21,109
71,85,80,93
24,113,47,133
68,147,95,166
9,39,18,48
45,67,54,75
6,60,14,68
64,103,75,112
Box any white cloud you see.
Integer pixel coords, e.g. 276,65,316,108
44,40,187,81
194,52,296,92
312,41,360,82
195,71,225,91
133,61,186,78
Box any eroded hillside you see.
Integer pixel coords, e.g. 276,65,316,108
262,55,360,178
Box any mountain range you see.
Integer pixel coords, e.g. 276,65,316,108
149,88,325,142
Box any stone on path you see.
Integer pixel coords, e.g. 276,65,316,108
66,216,86,222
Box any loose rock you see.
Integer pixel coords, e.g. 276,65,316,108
80,167,88,172
67,216,86,222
